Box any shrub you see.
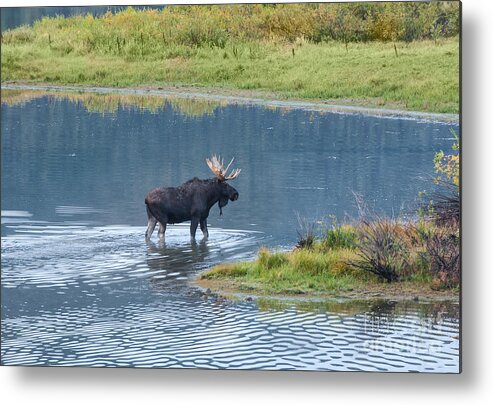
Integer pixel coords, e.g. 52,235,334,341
1,25,35,44
421,226,460,289
434,130,460,188
2,3,460,53
351,218,408,283
429,182,460,227
426,130,460,226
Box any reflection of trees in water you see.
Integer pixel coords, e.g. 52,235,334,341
256,298,374,315
363,300,398,334
255,298,459,341
1,89,224,117
1,90,43,106
413,300,460,325
363,299,459,335
146,239,209,290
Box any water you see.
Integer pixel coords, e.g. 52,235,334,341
1,89,460,372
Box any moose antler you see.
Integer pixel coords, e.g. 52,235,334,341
206,155,241,182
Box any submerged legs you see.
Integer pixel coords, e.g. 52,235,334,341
145,206,166,240
190,217,199,239
200,218,209,239
158,222,167,239
145,216,157,240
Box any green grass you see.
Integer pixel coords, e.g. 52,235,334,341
199,217,460,297
201,246,370,296
1,10,459,113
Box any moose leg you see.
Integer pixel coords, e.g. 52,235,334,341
200,218,209,239
158,222,167,239
190,217,199,239
145,208,158,240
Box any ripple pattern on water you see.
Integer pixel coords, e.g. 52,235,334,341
1,224,459,372
1,223,262,289
1,298,459,372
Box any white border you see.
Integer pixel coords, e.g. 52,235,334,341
2,0,493,404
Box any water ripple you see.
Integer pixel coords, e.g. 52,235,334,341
1,224,459,372
1,223,261,289
1,297,459,372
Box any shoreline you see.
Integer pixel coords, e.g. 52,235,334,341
193,276,459,303
1,82,459,124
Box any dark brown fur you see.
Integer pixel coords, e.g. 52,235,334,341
145,177,239,240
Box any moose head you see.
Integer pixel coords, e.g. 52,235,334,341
206,155,241,215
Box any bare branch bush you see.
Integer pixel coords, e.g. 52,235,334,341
351,217,408,283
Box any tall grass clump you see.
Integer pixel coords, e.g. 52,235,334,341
427,182,460,227
321,216,357,250
295,213,317,249
258,247,289,270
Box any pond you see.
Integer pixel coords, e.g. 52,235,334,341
1,88,459,372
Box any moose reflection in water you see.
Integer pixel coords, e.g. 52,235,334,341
146,239,210,289
144,155,241,240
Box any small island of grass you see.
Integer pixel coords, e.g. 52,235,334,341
196,218,459,302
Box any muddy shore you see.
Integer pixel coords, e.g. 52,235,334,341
193,276,459,304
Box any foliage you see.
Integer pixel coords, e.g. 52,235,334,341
434,129,460,187
422,130,460,226
321,216,357,250
200,245,360,296
258,247,289,269
1,3,460,51
202,214,460,292
351,218,408,283
429,182,460,227
413,224,460,289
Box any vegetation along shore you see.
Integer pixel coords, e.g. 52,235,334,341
197,136,460,302
1,3,459,113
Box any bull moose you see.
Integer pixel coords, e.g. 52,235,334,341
144,155,241,240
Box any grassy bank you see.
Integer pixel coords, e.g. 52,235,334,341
197,218,460,301
1,6,459,113
201,245,363,297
